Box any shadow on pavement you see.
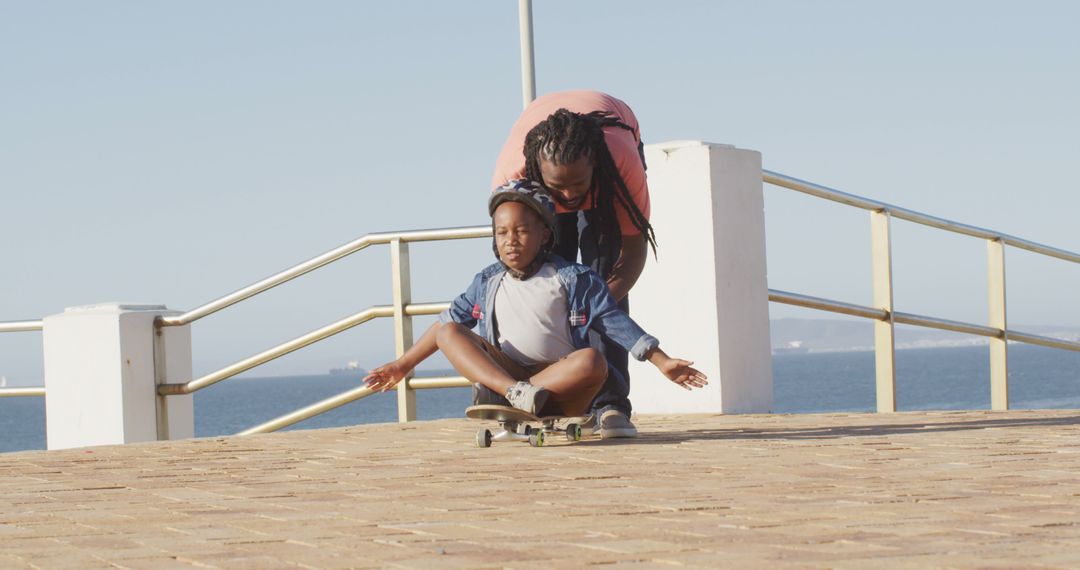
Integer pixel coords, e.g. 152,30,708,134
574,412,1080,446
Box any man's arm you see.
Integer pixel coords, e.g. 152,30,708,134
606,233,647,302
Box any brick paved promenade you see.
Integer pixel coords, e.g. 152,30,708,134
2,410,1080,568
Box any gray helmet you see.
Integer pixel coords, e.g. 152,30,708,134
489,179,557,234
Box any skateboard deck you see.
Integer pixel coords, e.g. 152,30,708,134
466,404,541,423
466,404,584,448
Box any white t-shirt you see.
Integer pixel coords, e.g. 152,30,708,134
494,263,577,366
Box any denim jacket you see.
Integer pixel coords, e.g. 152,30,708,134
439,254,660,361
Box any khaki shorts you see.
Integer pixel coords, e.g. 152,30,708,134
475,336,550,381
473,336,566,416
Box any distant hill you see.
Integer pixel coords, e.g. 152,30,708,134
770,318,1080,354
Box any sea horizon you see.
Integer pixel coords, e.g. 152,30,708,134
3,343,1079,454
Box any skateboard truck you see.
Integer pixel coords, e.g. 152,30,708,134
467,405,583,448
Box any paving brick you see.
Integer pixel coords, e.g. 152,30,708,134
106,556,205,569
3,411,1080,567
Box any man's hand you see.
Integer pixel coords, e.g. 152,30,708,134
362,360,411,392
647,347,708,391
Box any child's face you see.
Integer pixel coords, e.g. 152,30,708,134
493,201,551,271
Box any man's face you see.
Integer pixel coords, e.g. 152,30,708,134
493,201,551,271
539,155,594,210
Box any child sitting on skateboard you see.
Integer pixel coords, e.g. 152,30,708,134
363,179,707,419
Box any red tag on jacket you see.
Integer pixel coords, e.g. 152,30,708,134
569,309,587,326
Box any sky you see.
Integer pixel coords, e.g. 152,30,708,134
2,0,1078,385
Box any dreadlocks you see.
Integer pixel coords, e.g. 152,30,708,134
522,109,657,258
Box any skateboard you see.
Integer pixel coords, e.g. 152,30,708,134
466,404,584,448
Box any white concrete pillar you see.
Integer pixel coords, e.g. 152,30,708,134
628,141,773,414
42,303,194,450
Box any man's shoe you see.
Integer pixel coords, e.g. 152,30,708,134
504,381,549,416
599,409,638,439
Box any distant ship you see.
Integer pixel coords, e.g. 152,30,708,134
772,340,811,355
329,361,365,375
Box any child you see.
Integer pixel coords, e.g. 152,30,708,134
363,179,706,425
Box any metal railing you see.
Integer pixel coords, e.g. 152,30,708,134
763,170,1080,412
0,321,45,398
8,172,1079,436
0,386,45,398
236,374,471,435
157,226,490,327
154,225,489,433
0,320,43,333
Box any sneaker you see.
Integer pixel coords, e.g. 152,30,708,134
504,381,549,416
579,413,599,437
473,384,510,407
599,409,638,439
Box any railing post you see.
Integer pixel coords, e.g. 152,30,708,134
987,238,1009,410
153,313,194,441
627,141,773,413
871,209,897,412
42,303,193,450
390,239,416,421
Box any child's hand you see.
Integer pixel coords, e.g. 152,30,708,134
658,358,708,390
362,360,410,392
647,348,708,391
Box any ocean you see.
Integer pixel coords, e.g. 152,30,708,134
3,343,1079,454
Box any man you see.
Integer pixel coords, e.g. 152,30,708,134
491,90,655,438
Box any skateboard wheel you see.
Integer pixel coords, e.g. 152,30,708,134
476,428,492,448
528,431,545,447
521,424,533,436
566,423,581,441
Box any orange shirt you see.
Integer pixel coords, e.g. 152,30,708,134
491,90,650,236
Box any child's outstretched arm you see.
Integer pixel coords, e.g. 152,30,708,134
365,270,485,392
362,322,442,392
644,346,709,391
